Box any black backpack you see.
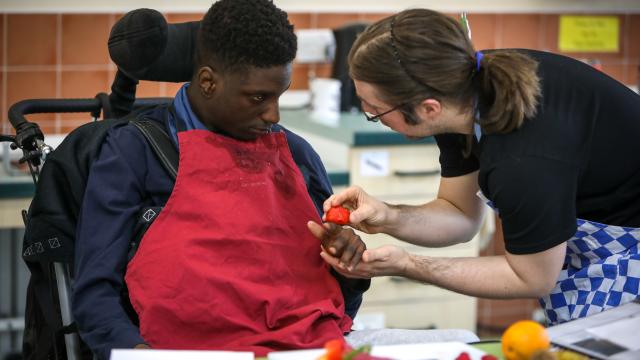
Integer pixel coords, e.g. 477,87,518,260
21,106,178,360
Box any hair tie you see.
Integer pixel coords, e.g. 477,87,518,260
475,51,484,71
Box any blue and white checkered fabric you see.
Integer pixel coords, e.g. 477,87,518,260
539,219,640,325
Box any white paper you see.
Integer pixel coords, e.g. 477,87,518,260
586,316,640,350
110,349,254,360
268,342,486,360
295,29,335,63
360,151,389,177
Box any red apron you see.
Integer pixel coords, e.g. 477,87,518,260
125,129,352,355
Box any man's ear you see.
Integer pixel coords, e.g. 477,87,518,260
416,98,442,120
196,66,218,98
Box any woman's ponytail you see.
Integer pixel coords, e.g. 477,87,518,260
476,51,541,134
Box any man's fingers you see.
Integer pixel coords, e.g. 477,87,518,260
309,222,337,255
307,221,341,239
320,251,350,275
307,221,327,239
338,242,356,268
320,251,371,279
345,242,365,270
320,250,339,266
337,238,366,270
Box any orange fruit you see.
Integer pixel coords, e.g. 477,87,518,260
501,320,550,360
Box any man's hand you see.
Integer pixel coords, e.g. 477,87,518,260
307,221,366,271
134,343,151,349
320,245,410,279
323,186,390,234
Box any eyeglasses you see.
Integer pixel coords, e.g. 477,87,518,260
364,104,404,122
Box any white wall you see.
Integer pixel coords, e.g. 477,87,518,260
1,0,640,13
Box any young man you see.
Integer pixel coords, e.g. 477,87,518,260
72,1,368,358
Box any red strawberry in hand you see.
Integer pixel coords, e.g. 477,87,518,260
326,206,350,225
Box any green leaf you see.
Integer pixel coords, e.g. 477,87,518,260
343,344,372,360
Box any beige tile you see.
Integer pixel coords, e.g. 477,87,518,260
7,14,58,66
479,218,505,256
288,13,312,30
57,116,93,131
479,301,541,328
113,12,126,24
291,64,310,90
500,14,542,49
6,71,57,125
0,15,4,67
315,63,332,78
468,14,498,51
628,15,640,60
62,14,111,65
60,70,111,120
164,82,184,98
360,13,393,24
626,63,639,88
137,80,162,98
60,124,81,134
316,13,361,29
5,71,56,105
33,122,57,135
61,70,111,98
542,14,560,53
0,71,5,133
600,62,626,85
166,13,203,23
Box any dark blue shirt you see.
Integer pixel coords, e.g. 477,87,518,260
72,94,368,360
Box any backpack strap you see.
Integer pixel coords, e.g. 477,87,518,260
127,116,178,263
128,206,164,262
130,118,179,180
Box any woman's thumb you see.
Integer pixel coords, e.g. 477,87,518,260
362,248,382,263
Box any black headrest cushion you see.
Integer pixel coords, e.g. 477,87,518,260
108,8,199,82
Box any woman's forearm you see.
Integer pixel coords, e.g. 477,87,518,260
402,243,566,298
382,198,484,247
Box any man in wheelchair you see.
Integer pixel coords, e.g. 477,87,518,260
72,0,369,358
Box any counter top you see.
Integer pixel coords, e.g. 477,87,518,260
279,110,435,147
0,174,34,199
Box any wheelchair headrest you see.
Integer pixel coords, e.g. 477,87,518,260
108,8,200,83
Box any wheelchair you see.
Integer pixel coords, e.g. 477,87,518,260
1,9,199,360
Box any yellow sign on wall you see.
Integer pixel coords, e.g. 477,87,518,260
558,16,619,53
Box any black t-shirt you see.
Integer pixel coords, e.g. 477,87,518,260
435,49,640,255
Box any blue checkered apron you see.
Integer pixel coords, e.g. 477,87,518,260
539,219,640,325
477,191,640,325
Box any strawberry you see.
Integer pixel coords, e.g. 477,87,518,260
326,206,350,225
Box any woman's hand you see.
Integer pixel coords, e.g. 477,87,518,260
320,244,411,279
307,221,366,270
323,185,391,234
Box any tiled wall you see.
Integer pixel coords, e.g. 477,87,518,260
1,12,639,135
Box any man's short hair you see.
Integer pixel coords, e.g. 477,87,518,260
197,0,297,72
